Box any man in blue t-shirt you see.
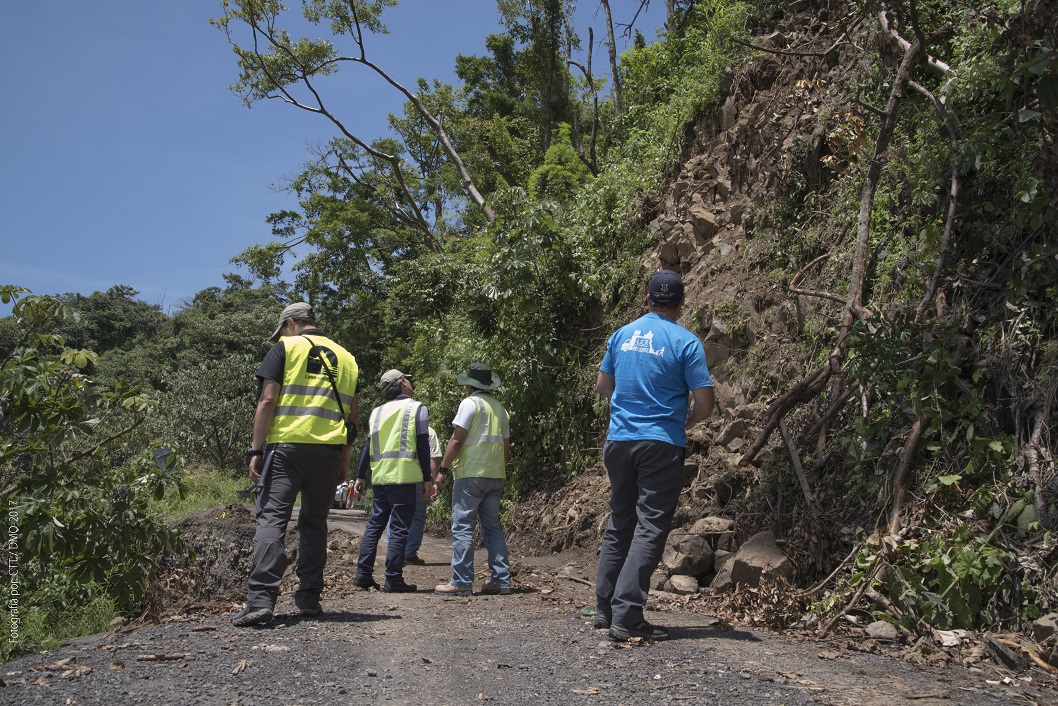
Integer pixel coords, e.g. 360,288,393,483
594,270,715,641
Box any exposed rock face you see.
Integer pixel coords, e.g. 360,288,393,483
728,530,793,588
866,621,899,642
662,533,715,577
511,5,871,569
666,575,701,594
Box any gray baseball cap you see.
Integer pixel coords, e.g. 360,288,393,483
379,369,411,391
270,302,315,341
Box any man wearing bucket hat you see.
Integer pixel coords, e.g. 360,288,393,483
434,363,512,596
594,270,714,641
234,302,360,627
350,369,435,593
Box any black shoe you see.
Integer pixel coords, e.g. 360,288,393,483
405,553,425,565
608,621,669,641
298,604,323,617
592,615,611,630
383,579,417,593
232,606,273,627
353,577,380,590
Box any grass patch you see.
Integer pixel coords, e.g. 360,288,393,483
1,589,117,662
151,466,252,521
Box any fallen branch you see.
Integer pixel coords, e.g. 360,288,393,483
560,575,594,588
878,9,951,78
743,25,923,466
135,653,188,662
821,565,877,636
888,412,928,534
796,542,862,597
1027,646,1058,674
1023,408,1054,530
730,36,835,59
780,418,820,515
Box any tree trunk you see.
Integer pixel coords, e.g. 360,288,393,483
600,0,622,114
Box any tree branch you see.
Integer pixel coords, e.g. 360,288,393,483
910,80,963,318
888,411,927,534
878,8,950,78
599,0,622,114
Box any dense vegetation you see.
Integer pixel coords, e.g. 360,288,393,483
2,0,1055,658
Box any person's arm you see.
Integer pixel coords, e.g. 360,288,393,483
437,425,468,487
416,431,432,483
685,386,715,428
352,439,370,498
503,437,510,466
595,371,615,399
339,391,359,482
248,379,280,482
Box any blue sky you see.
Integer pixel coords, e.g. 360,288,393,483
1,1,663,316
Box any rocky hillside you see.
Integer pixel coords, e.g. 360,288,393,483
516,2,868,561
514,0,1058,648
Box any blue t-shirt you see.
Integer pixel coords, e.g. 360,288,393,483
600,312,712,447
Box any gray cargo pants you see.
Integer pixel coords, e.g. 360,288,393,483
595,439,685,628
246,442,342,612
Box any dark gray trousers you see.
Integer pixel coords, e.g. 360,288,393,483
247,443,342,611
595,439,685,627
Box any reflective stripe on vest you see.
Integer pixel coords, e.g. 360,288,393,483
266,335,358,445
452,393,507,480
368,398,423,485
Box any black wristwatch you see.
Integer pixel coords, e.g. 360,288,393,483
246,449,265,460
438,466,449,475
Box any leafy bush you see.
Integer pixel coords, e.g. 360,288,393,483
0,286,188,659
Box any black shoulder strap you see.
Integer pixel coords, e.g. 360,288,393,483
301,335,349,436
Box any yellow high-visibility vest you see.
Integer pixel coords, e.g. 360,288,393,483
266,335,358,445
452,393,507,480
368,398,424,485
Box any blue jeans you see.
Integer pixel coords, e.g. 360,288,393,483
356,483,417,583
449,477,510,589
595,440,685,627
386,482,426,556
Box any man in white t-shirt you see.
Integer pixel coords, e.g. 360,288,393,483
433,363,512,596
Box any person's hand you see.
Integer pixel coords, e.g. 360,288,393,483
423,481,435,501
428,482,439,502
249,455,264,483
352,478,365,499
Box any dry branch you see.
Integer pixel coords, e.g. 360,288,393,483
888,412,928,534
780,418,820,514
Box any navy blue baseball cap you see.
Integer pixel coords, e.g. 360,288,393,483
648,270,684,306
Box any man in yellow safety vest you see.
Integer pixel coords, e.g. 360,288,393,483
352,369,435,593
434,363,512,596
235,302,359,627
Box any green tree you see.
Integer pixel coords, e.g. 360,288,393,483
213,0,495,228
528,123,593,201
0,286,186,658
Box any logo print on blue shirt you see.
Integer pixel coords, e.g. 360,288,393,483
619,330,666,357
